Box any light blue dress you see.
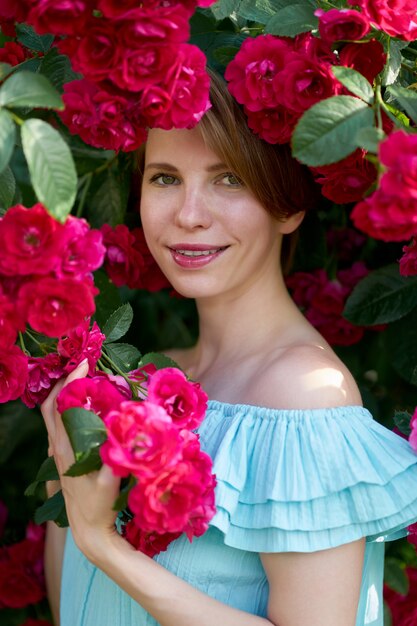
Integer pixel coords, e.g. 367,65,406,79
61,401,417,626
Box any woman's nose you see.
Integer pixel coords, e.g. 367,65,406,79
174,187,212,230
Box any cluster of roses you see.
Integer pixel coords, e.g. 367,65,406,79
384,565,417,626
0,203,104,404
0,0,215,151
286,261,372,346
56,365,216,557
0,502,48,615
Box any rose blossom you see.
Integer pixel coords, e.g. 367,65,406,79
69,19,121,81
378,131,417,199
351,190,417,242
225,35,293,112
18,276,96,338
327,228,367,263
147,367,208,430
0,203,66,277
0,291,25,348
399,239,417,277
131,228,171,291
21,354,65,408
58,319,105,375
124,521,181,557
117,5,190,46
0,346,28,403
384,566,417,625
21,620,53,626
339,39,386,84
349,0,417,40
315,8,370,43
101,401,183,478
245,105,299,145
0,41,28,66
26,0,93,36
101,223,146,288
311,149,377,204
141,44,210,130
60,80,147,152
0,530,45,609
111,43,178,93
58,216,105,279
57,376,126,418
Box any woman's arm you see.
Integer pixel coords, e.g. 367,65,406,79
44,518,67,626
41,361,366,626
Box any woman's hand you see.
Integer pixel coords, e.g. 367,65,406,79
40,360,122,563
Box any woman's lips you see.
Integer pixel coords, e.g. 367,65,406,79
168,245,228,268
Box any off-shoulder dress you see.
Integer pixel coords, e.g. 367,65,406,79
61,401,417,626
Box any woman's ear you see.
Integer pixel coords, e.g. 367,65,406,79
278,211,305,235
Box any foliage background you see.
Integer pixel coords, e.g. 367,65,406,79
0,1,417,624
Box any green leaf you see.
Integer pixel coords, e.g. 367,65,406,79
387,85,417,125
382,40,404,86
388,310,417,385
21,118,77,220
16,23,54,53
34,490,69,527
103,303,134,343
384,557,409,595
0,166,16,209
138,351,181,371
237,0,275,22
62,408,107,454
332,66,374,105
93,269,123,328
0,401,40,464
355,127,386,154
105,343,142,372
211,0,240,20
88,169,127,228
0,108,15,174
344,265,417,325
64,448,103,477
0,62,13,81
292,95,374,166
393,411,412,437
112,478,136,511
39,47,79,92
213,45,240,65
0,71,63,110
25,456,59,496
265,4,318,37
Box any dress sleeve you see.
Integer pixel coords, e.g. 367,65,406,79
199,402,417,553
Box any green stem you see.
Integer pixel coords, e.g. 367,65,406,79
9,111,24,126
24,328,45,348
18,332,30,356
101,350,132,382
76,172,93,218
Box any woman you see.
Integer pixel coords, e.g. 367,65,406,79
42,71,417,626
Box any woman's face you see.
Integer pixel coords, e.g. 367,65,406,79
140,126,289,301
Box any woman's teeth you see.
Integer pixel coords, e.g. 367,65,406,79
175,249,222,257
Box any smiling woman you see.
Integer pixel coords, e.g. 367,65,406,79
43,69,417,626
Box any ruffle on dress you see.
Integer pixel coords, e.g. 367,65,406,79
197,401,417,553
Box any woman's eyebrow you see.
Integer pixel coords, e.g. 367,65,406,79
144,162,229,172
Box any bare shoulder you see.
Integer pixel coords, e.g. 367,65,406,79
256,343,363,410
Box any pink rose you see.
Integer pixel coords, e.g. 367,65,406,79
147,367,208,430
399,238,417,277
0,534,45,609
57,376,125,418
141,44,210,130
348,0,417,40
277,57,341,114
245,106,299,145
101,401,183,478
69,19,121,81
311,149,377,204
57,319,105,375
58,216,105,279
286,269,328,309
378,131,417,199
123,520,181,557
118,5,190,46
339,39,386,84
315,8,370,43
18,276,96,338
131,228,171,291
306,308,365,346
384,567,417,625
93,370,133,398
98,0,139,17
26,0,93,35
110,43,178,93
60,79,147,152
0,204,66,277
0,345,28,403
21,354,65,408
0,291,25,348
0,42,28,66
21,620,53,626
327,228,367,263
225,35,293,112
101,223,146,288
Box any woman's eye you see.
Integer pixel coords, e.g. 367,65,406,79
220,173,243,187
150,174,179,186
